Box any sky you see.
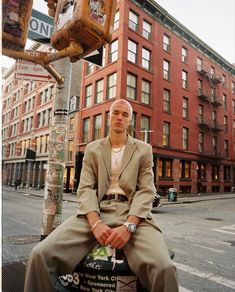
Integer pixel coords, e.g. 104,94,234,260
1,0,235,68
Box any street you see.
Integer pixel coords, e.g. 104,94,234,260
2,189,235,292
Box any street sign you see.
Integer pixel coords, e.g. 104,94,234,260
28,9,54,44
15,58,54,82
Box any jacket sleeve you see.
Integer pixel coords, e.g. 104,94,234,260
128,145,155,219
76,145,100,215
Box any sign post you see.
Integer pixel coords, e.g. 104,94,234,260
41,58,71,239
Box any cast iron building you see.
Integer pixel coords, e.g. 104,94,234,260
75,0,235,195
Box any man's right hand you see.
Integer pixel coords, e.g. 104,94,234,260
92,222,112,246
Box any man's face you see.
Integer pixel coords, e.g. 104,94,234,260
109,102,132,134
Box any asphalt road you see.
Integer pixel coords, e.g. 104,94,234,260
2,189,235,292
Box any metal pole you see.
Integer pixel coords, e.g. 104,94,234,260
41,57,72,240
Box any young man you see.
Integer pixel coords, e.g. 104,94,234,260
24,99,179,292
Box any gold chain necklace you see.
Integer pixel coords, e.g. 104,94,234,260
112,146,125,153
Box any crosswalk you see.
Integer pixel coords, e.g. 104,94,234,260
212,224,235,236
175,224,235,291
176,262,235,291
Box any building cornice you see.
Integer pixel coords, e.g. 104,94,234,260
131,0,235,76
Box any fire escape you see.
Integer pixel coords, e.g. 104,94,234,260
197,65,223,158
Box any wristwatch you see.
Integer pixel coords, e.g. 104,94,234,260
124,221,137,233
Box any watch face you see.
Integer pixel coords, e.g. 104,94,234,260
128,223,136,233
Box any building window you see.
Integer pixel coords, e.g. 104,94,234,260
95,79,103,104
128,40,137,63
198,79,203,95
199,132,204,153
224,115,228,132
163,89,170,113
105,112,110,136
109,39,118,63
141,79,150,105
232,81,235,94
212,164,219,180
210,67,215,79
198,105,203,121
212,135,217,154
182,97,189,119
224,166,231,181
69,117,75,131
158,158,172,178
224,140,229,158
182,70,188,89
183,127,189,150
107,73,117,99
182,47,188,63
163,122,170,146
140,115,150,143
128,112,136,137
197,163,206,179
180,161,190,178
94,114,102,140
142,48,151,70
232,100,235,114
163,34,170,52
68,140,74,161
129,10,138,32
163,60,170,80
233,120,235,135
222,74,226,88
223,94,227,109
113,10,119,30
82,118,90,143
86,62,93,75
85,84,92,108
197,57,203,71
142,20,151,40
126,73,137,100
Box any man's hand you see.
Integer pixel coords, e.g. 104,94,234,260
92,222,112,246
105,225,131,249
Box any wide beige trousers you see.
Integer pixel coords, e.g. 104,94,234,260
24,201,179,292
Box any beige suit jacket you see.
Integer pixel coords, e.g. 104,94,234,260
77,135,161,230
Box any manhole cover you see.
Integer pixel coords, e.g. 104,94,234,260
205,218,223,221
4,235,40,245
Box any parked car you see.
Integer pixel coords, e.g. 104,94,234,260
153,192,161,208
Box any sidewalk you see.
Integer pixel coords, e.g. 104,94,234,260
3,185,235,205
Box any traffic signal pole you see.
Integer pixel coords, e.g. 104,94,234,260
41,57,72,240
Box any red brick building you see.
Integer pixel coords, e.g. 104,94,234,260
74,0,235,195
2,0,235,196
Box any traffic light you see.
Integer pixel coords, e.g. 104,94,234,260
50,0,117,61
2,0,33,51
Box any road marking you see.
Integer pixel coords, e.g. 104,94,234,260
211,228,235,235
175,262,235,289
220,224,235,231
193,243,225,254
217,240,233,246
211,224,235,235
179,286,193,292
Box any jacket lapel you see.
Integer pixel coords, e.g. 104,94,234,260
101,137,111,178
119,136,136,176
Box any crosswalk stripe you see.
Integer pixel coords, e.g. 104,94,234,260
220,224,235,231
211,228,235,235
179,286,193,292
175,262,235,289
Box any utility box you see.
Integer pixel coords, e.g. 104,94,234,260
2,0,33,51
51,0,117,56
